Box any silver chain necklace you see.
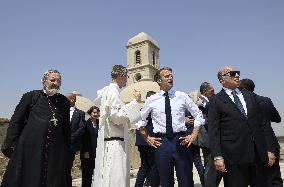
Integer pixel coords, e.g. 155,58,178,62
47,97,58,126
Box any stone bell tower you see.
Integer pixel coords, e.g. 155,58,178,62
126,32,160,85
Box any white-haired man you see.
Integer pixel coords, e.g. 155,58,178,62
1,69,70,187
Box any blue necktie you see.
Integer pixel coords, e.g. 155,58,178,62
164,92,173,138
231,90,247,117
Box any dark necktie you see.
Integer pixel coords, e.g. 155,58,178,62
231,90,247,117
164,92,173,138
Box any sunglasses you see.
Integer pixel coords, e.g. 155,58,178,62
222,71,240,77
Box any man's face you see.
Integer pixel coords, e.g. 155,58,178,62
67,95,76,107
117,76,128,88
205,86,215,98
44,73,61,95
220,67,240,90
158,69,174,91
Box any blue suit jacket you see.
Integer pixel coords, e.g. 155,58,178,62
254,93,281,150
136,114,154,146
70,108,85,152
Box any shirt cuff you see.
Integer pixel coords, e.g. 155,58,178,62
193,119,204,127
214,156,223,161
135,120,146,129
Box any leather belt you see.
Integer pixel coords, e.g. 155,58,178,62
154,131,186,137
104,137,124,141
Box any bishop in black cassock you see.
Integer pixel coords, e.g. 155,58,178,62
1,70,70,187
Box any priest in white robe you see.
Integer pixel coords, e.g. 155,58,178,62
92,65,141,187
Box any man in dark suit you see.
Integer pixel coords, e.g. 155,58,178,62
66,93,86,187
239,78,282,187
208,66,276,187
185,111,205,187
197,82,223,187
135,91,160,187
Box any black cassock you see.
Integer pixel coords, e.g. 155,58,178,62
1,90,70,187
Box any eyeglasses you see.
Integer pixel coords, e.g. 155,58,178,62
222,71,240,77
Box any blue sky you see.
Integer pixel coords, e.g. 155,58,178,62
0,0,283,135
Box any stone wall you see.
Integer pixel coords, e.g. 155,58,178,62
0,118,9,182
0,118,9,148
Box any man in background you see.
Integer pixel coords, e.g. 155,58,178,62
239,78,282,187
135,91,160,187
66,92,85,187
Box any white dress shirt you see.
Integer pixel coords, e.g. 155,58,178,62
70,107,75,121
223,87,247,115
136,89,205,133
199,95,209,107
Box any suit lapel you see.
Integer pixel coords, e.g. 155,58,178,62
218,89,247,119
218,89,235,106
71,108,77,122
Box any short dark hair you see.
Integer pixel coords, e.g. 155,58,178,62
199,82,211,94
239,78,255,92
87,106,100,115
154,67,172,82
111,65,127,79
146,91,156,98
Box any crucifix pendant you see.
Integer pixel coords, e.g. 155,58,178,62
50,115,58,126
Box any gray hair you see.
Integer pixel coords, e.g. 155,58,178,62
111,65,127,79
41,69,61,84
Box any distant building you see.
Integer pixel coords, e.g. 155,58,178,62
121,32,161,103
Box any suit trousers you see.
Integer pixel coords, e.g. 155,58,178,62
267,150,283,187
191,144,205,186
81,156,95,187
203,148,222,187
154,135,193,187
223,160,268,187
134,146,160,187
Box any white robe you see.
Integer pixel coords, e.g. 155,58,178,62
92,83,140,187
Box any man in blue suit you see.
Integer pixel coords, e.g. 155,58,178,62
66,93,85,187
239,78,282,187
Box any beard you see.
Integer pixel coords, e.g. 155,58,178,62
44,85,60,96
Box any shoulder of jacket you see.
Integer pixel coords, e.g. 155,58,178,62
22,90,40,99
58,93,70,103
77,108,85,114
25,89,40,95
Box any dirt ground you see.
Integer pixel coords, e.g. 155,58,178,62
0,146,284,184
0,152,82,183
